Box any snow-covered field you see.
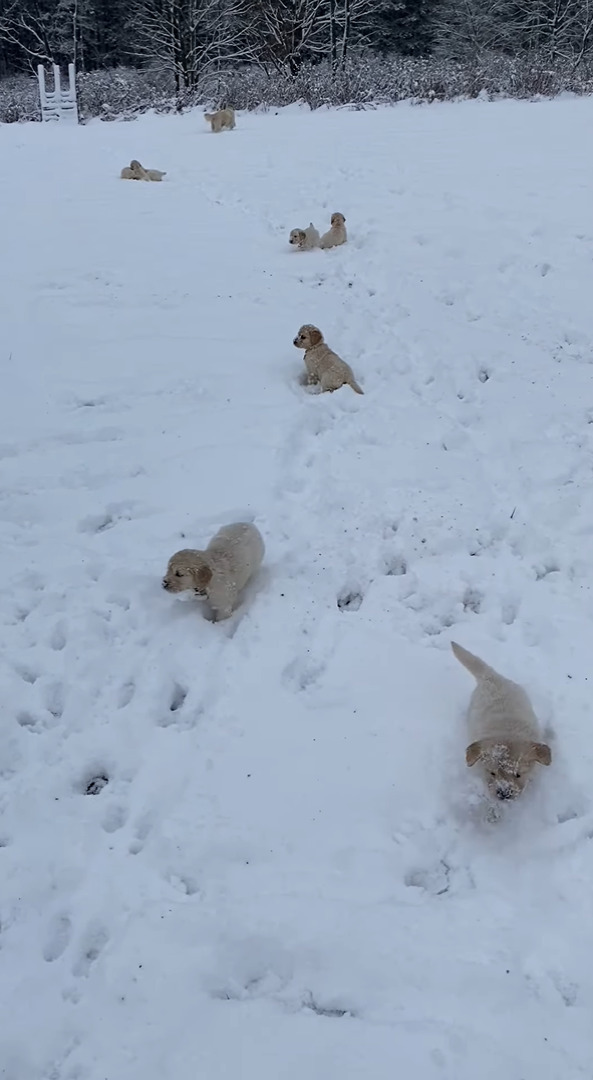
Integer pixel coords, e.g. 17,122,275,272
1,97,593,1080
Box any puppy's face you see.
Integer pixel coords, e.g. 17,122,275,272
330,213,345,227
162,550,213,595
289,229,307,248
466,738,551,800
293,324,323,349
130,159,143,170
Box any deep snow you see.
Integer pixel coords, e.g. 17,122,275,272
1,97,593,1080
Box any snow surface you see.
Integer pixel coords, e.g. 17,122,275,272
1,97,593,1080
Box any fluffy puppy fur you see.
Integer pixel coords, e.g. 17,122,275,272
162,522,264,622
289,223,321,251
205,108,236,132
120,159,166,181
293,324,364,394
452,641,551,801
320,212,347,249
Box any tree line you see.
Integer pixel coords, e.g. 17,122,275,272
1,0,592,88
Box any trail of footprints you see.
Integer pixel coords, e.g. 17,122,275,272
3,185,593,1058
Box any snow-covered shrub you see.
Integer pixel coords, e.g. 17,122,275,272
76,67,175,121
0,74,40,122
1,54,593,124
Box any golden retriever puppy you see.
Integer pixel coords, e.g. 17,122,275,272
289,223,321,251
120,159,166,182
162,523,264,622
293,325,364,394
205,108,236,132
451,641,551,802
320,212,347,249
121,159,148,181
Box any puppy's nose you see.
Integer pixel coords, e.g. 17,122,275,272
293,337,299,345
496,786,513,800
162,579,170,590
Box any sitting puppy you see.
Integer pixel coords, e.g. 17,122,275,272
162,522,264,622
451,641,551,801
320,212,347,249
293,325,364,394
120,159,166,182
289,224,320,251
205,108,236,132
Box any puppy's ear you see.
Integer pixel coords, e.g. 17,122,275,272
532,742,552,766
194,565,212,588
465,741,483,766
309,328,323,346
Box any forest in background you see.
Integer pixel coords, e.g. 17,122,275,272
1,0,593,120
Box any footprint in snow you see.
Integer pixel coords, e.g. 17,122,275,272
462,587,482,615
43,913,73,962
337,589,363,612
16,710,47,733
78,501,137,535
383,554,407,577
128,814,153,855
49,621,67,651
282,655,325,692
72,922,109,977
117,680,135,708
302,991,355,1018
102,803,128,834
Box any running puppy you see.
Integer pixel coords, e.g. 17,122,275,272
289,224,320,251
162,523,264,622
451,641,551,801
120,159,166,181
205,108,236,132
293,325,364,394
320,212,347,250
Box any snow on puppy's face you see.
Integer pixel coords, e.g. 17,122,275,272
466,737,551,801
293,324,323,349
162,549,212,596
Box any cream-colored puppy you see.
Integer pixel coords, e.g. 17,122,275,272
120,159,166,181
144,167,166,181
452,641,551,801
293,325,364,394
162,523,264,622
320,212,347,249
205,108,236,132
289,224,320,251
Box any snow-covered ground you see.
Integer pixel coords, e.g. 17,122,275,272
1,96,593,1080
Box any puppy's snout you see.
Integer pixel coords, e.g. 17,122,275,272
162,579,171,590
293,336,300,346
496,785,513,801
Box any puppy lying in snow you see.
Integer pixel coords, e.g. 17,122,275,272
162,523,264,622
293,324,364,395
289,224,320,251
451,641,551,801
120,159,166,182
320,212,347,249
204,108,236,132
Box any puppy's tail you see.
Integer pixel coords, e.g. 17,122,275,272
348,376,364,395
451,641,493,681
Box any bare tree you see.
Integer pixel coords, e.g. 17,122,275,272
128,0,254,92
511,0,593,62
243,0,327,74
243,0,385,74
434,0,520,60
0,0,58,69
